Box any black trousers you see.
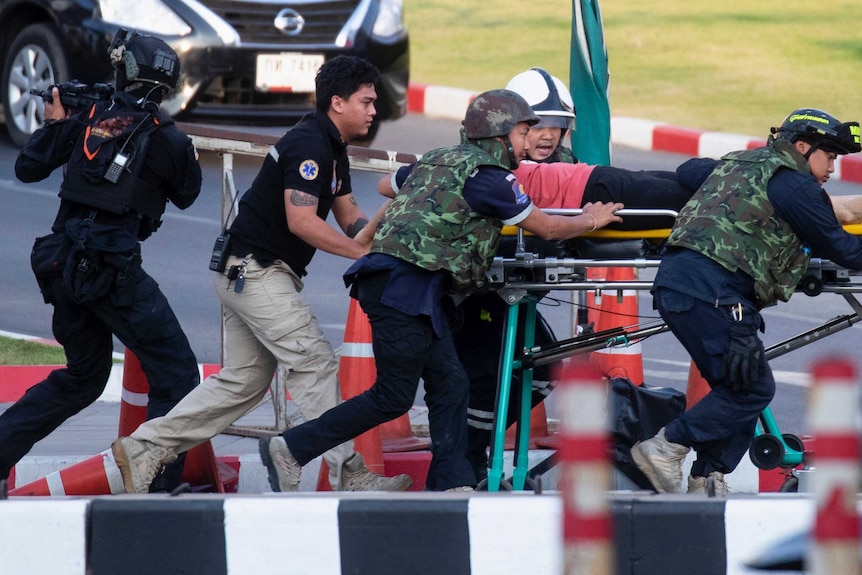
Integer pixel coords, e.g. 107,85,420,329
0,263,199,483
283,271,476,490
653,286,774,476
583,166,696,230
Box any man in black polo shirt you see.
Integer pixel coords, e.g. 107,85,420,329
112,55,411,494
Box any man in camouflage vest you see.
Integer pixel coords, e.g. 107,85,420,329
631,108,862,495
258,89,622,491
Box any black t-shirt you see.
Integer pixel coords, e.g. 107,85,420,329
228,112,352,275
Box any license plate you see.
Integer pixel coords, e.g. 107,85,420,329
255,53,324,93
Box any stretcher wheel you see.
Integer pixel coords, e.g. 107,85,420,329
800,275,822,297
778,434,805,469
749,434,785,470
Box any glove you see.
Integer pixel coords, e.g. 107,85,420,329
724,323,762,393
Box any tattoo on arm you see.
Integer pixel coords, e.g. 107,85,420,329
289,189,318,206
346,218,369,238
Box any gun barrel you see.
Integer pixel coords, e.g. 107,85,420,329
28,88,53,103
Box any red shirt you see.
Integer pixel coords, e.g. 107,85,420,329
512,160,596,209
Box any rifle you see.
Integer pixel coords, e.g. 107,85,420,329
30,80,114,111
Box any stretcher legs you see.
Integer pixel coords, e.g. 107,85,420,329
486,296,539,492
485,285,862,492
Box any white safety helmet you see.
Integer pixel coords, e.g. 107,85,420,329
505,67,576,131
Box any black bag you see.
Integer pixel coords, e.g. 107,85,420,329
607,376,687,489
63,218,139,304
30,232,71,304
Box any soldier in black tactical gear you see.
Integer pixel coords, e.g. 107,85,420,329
632,108,862,495
1,29,202,492
256,89,623,492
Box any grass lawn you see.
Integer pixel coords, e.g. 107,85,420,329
0,336,66,366
406,0,862,137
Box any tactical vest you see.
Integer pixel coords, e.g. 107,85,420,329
59,95,169,222
667,140,811,307
371,144,509,293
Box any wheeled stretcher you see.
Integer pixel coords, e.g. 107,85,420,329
483,209,862,492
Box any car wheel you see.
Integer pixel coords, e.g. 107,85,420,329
2,23,70,147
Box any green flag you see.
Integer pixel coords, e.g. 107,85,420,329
570,0,611,166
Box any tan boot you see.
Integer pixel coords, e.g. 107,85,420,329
112,437,176,494
258,436,301,492
687,472,730,495
341,453,412,491
631,427,690,493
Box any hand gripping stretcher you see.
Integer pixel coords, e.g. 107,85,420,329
482,209,862,492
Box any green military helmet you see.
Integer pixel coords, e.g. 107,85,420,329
771,108,862,155
462,89,540,139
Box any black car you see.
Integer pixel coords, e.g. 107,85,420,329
0,0,409,146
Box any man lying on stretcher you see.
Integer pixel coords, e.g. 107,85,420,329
513,157,862,230
381,134,862,233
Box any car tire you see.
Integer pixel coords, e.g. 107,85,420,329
2,23,70,147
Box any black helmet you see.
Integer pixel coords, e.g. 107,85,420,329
463,89,540,139
109,30,180,96
505,68,576,131
771,108,861,155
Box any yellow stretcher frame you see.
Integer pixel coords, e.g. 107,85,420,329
502,222,862,240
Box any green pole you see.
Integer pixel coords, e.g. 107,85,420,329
570,0,611,166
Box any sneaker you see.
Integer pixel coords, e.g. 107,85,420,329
687,472,730,496
258,436,301,492
112,437,176,494
630,427,690,493
341,453,412,491
445,486,474,492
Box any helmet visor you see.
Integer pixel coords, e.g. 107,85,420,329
534,112,576,131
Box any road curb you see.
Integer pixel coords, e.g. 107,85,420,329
0,493,820,575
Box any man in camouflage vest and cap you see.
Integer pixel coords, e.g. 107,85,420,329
258,89,622,491
632,108,862,495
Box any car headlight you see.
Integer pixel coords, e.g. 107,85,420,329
372,0,406,38
96,0,192,36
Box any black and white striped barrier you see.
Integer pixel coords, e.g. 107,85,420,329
0,493,841,575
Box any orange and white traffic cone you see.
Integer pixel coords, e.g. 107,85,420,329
808,358,860,574
380,414,431,453
684,360,710,410
504,402,551,450
120,350,226,492
118,349,149,437
589,267,645,384
317,298,385,491
9,449,125,496
558,361,614,574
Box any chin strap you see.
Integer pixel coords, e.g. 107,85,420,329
502,136,518,169
802,142,819,161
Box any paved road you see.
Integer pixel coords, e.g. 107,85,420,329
3,113,862,440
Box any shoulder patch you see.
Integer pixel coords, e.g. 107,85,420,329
510,176,530,204
299,160,319,180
